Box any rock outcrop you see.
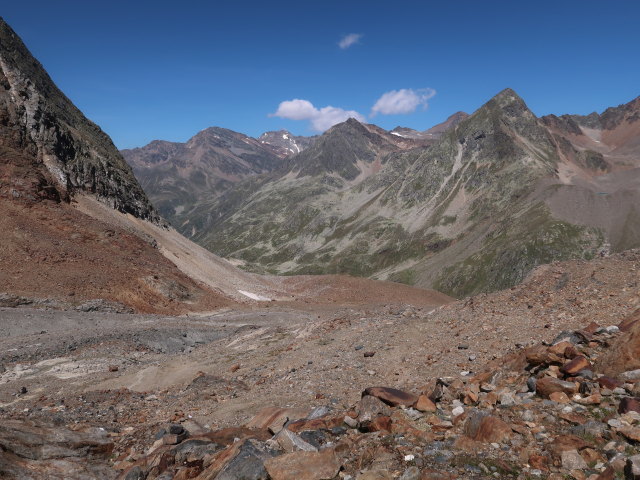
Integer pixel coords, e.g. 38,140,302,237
0,17,157,220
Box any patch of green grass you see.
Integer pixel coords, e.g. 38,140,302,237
434,203,605,298
389,268,417,285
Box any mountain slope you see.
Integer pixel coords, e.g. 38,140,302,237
0,17,451,313
122,127,283,227
257,129,316,158
0,18,156,220
189,89,640,298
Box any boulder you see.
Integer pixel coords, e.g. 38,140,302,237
525,345,563,366
214,439,278,480
273,428,318,452
596,317,640,375
463,410,512,443
245,407,310,434
264,447,341,480
357,395,392,422
0,419,115,479
362,387,419,408
561,449,587,470
414,394,437,412
535,377,578,398
560,356,591,376
619,397,640,414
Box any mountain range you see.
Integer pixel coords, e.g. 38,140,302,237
127,89,640,298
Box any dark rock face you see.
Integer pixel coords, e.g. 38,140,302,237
286,118,400,180
0,17,157,221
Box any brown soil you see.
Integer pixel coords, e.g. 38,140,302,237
0,196,232,314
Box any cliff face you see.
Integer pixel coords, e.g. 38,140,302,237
0,17,158,221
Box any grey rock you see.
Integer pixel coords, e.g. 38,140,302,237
357,395,392,422
561,449,588,470
173,439,220,465
273,428,318,452
215,439,278,480
570,421,608,438
399,466,421,480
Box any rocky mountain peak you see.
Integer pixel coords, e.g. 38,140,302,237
0,17,158,221
257,129,315,158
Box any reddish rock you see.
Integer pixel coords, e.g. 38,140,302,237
529,454,549,471
525,345,562,366
598,376,624,389
549,341,573,357
596,314,640,375
535,377,578,398
619,397,640,414
559,412,588,425
361,416,392,433
414,394,437,412
287,416,344,433
200,427,271,446
560,355,591,376
245,407,310,433
619,427,640,443
619,308,640,332
464,412,512,443
264,447,341,480
362,387,419,408
574,393,602,405
420,470,457,480
564,345,581,359
549,435,591,459
549,391,571,403
463,391,479,405
595,466,616,480
108,365,119,372
584,322,602,334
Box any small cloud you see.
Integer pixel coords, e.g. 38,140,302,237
371,88,436,116
338,33,363,49
271,99,365,132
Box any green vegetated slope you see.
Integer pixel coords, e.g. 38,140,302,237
189,89,631,297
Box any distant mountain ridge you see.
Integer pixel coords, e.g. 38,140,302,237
181,89,640,298
391,111,469,140
258,129,316,158
122,127,317,226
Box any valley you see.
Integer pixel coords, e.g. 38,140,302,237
2,9,640,480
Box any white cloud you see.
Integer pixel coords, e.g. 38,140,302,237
271,99,365,132
338,33,362,49
371,88,436,116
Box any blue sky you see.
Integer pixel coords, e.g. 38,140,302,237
3,1,639,149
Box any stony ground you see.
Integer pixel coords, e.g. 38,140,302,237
1,250,640,479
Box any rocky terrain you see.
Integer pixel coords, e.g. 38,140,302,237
257,130,317,158
391,112,469,140
121,127,284,228
183,90,640,298
0,18,156,221
4,13,640,480
122,128,317,232
2,249,640,479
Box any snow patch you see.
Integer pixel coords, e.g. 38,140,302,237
391,131,406,137
238,290,271,301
